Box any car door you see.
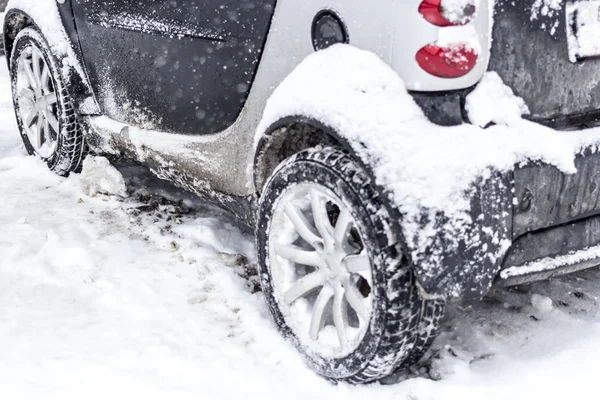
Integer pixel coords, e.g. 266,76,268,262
70,0,276,135
489,0,600,127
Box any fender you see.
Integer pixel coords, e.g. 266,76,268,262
4,1,100,115
254,44,514,301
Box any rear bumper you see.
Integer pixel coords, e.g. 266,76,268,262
494,150,600,286
417,144,600,300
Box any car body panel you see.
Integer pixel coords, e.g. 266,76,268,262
70,0,276,135
489,0,600,125
82,0,447,197
513,150,600,238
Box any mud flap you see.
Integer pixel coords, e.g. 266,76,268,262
408,170,514,301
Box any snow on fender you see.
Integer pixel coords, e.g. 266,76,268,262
255,44,514,300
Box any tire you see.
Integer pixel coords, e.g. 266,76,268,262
256,146,444,384
9,26,86,175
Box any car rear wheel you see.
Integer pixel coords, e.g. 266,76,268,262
9,26,86,175
256,146,444,383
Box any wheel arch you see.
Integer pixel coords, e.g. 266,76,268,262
3,7,100,115
254,116,358,193
254,114,514,302
3,8,32,66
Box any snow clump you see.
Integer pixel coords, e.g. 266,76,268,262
80,156,128,198
531,0,564,20
531,294,553,313
466,71,530,127
441,0,479,25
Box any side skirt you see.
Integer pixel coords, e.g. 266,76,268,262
496,214,600,287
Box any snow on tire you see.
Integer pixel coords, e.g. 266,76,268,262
256,146,444,383
9,26,86,175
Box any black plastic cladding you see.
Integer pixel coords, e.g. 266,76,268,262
70,0,277,135
490,0,600,127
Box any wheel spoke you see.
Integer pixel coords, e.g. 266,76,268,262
333,208,353,245
283,271,326,305
25,108,37,128
332,288,349,346
310,189,334,241
46,110,59,133
44,92,57,106
43,115,51,144
309,285,334,340
22,58,38,89
343,253,370,274
48,139,59,155
344,283,369,321
275,243,322,267
40,63,50,92
31,50,43,88
284,203,322,248
19,87,36,104
35,118,44,149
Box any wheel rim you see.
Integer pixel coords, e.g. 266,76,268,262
16,45,60,159
268,183,373,358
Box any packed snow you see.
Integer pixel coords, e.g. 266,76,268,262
501,244,600,280
3,51,600,398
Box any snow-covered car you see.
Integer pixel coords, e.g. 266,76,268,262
4,0,600,384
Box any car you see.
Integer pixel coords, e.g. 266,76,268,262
4,0,600,384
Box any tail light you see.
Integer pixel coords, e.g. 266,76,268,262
419,0,477,27
416,44,478,78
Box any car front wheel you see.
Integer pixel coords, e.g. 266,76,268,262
256,146,444,383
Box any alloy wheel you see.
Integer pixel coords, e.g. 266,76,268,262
16,45,60,159
268,183,373,358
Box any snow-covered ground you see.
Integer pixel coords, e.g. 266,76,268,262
2,62,600,400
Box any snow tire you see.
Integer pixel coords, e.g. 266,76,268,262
256,146,444,384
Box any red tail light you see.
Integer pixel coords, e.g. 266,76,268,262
419,0,477,27
416,44,478,78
